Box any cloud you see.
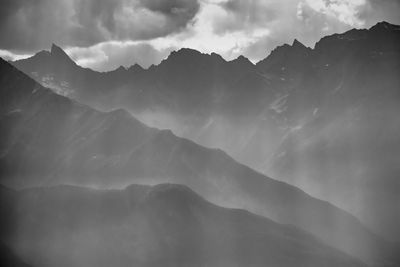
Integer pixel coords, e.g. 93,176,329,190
148,1,273,61
359,0,400,26
213,0,353,61
0,0,200,52
65,41,175,71
0,49,32,62
304,0,367,27
2,0,399,70
212,0,278,34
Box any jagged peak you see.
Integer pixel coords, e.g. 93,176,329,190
233,55,252,63
128,63,144,72
236,55,247,60
166,48,225,63
229,55,254,68
315,22,399,48
50,43,75,65
259,40,306,61
210,52,226,62
169,47,202,57
292,39,307,49
51,43,66,56
113,65,127,72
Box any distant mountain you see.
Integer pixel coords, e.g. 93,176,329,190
0,183,366,267
0,58,398,265
12,21,400,241
265,21,400,241
12,42,283,163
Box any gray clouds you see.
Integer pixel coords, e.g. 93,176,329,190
214,0,352,61
0,0,200,52
212,0,278,34
359,0,400,25
1,0,399,70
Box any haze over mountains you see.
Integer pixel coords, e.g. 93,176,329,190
1,20,400,267
1,53,399,266
0,183,367,267
12,21,400,243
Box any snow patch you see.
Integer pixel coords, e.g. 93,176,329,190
40,75,75,97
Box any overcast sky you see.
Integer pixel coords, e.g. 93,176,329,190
1,0,399,71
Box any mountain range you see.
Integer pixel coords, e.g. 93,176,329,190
12,21,400,242
0,183,366,267
1,54,399,266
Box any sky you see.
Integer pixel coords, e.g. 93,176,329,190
0,0,399,71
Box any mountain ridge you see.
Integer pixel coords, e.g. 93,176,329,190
0,183,367,267
1,57,399,265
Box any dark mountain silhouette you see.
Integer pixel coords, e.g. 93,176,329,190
12,21,400,241
0,242,33,267
0,58,399,266
256,38,312,77
1,183,366,267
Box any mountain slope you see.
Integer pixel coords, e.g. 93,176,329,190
1,58,398,265
1,183,366,267
12,43,284,168
0,242,33,267
265,21,400,241
12,22,400,241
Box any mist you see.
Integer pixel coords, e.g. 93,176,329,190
1,1,400,267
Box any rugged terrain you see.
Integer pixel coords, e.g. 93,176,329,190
1,58,399,265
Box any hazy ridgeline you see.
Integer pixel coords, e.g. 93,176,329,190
0,184,368,267
12,21,400,241
1,22,400,267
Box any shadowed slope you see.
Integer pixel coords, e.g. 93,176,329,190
1,183,366,267
0,58,398,265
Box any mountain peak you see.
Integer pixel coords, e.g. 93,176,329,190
210,52,226,61
370,21,400,31
234,55,251,63
50,43,66,56
229,55,254,68
114,65,126,72
256,39,311,72
50,43,75,65
170,48,202,58
128,63,144,72
292,39,306,48
160,48,226,69
167,48,227,62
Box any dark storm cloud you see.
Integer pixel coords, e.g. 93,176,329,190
0,0,200,52
139,0,200,19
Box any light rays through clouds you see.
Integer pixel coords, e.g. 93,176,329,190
1,0,400,71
